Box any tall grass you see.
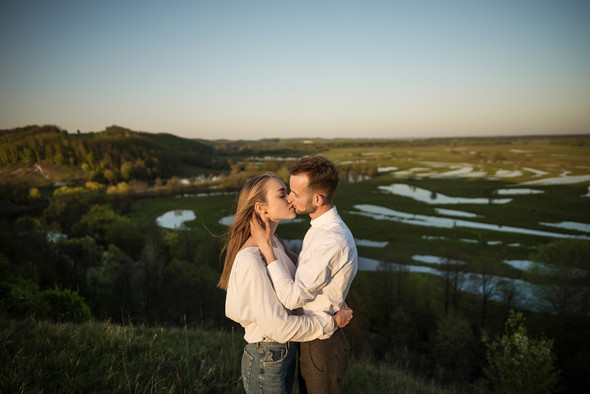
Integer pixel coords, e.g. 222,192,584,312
0,318,456,393
0,318,243,393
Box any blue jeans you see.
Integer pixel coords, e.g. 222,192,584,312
241,341,297,393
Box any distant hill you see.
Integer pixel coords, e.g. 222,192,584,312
0,125,223,186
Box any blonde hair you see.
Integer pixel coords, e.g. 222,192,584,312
218,173,277,290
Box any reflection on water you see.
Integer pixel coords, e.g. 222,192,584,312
540,221,590,233
504,259,535,270
495,188,544,195
389,161,589,188
412,255,466,265
274,239,563,313
379,183,512,205
492,169,522,178
425,165,487,178
522,174,590,185
156,210,196,229
356,239,389,247
435,208,479,218
377,166,398,173
357,256,549,312
350,204,590,240
522,167,548,177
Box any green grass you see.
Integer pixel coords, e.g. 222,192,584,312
0,318,456,393
128,142,590,283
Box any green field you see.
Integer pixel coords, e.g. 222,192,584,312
130,138,590,288
2,135,588,392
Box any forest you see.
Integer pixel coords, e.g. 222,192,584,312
1,125,589,393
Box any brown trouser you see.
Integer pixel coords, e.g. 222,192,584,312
298,328,350,394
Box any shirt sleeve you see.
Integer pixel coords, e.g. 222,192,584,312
267,236,346,310
232,251,335,343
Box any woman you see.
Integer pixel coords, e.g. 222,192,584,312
218,173,351,393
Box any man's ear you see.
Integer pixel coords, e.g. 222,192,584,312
313,193,326,207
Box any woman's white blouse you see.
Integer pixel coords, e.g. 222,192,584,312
225,237,334,343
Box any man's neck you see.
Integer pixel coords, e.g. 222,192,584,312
309,204,333,220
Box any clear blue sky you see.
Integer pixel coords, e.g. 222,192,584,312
1,0,589,140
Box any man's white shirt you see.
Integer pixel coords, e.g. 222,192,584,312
225,235,334,343
267,206,358,339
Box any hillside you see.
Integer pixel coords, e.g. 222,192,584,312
0,125,221,187
0,318,456,393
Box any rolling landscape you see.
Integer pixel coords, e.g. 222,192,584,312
1,125,589,393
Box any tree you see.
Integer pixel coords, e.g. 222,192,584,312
441,252,467,314
57,236,103,293
481,310,560,394
469,259,499,327
86,244,136,320
528,239,590,317
432,313,476,383
496,279,520,312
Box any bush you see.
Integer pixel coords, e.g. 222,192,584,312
0,277,40,318
481,310,559,394
38,286,91,322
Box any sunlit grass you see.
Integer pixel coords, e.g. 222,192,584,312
0,318,457,393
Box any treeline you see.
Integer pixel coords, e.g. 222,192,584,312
0,183,226,326
345,238,590,393
2,178,588,392
0,125,223,184
215,134,590,155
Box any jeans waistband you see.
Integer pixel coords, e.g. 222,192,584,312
250,340,292,352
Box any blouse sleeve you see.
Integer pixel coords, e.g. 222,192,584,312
231,251,335,343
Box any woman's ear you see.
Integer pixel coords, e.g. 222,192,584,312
255,202,268,214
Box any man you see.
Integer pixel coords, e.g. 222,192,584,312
251,156,358,393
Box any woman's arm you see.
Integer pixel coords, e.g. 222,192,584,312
231,252,335,343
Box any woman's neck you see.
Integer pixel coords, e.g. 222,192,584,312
241,219,279,250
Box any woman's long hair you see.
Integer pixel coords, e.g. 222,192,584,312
218,173,277,290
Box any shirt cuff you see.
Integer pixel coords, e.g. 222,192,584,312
266,259,279,268
319,312,336,338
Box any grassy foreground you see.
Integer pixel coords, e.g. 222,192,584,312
0,318,456,394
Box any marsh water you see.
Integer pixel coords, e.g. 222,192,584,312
155,168,589,314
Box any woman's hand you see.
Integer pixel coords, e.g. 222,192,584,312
333,303,353,328
250,212,276,265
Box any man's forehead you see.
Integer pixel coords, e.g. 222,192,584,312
289,173,310,191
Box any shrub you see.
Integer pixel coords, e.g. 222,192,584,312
481,310,559,394
38,286,91,322
0,277,40,318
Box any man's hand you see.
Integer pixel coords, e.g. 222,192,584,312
333,303,353,328
250,212,276,265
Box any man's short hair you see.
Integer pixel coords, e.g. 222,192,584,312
291,156,339,202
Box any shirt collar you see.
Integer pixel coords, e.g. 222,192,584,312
310,206,338,227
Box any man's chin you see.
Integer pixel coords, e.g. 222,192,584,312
294,207,314,216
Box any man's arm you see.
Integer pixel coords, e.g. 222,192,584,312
268,239,345,309
231,251,336,343
250,213,348,310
